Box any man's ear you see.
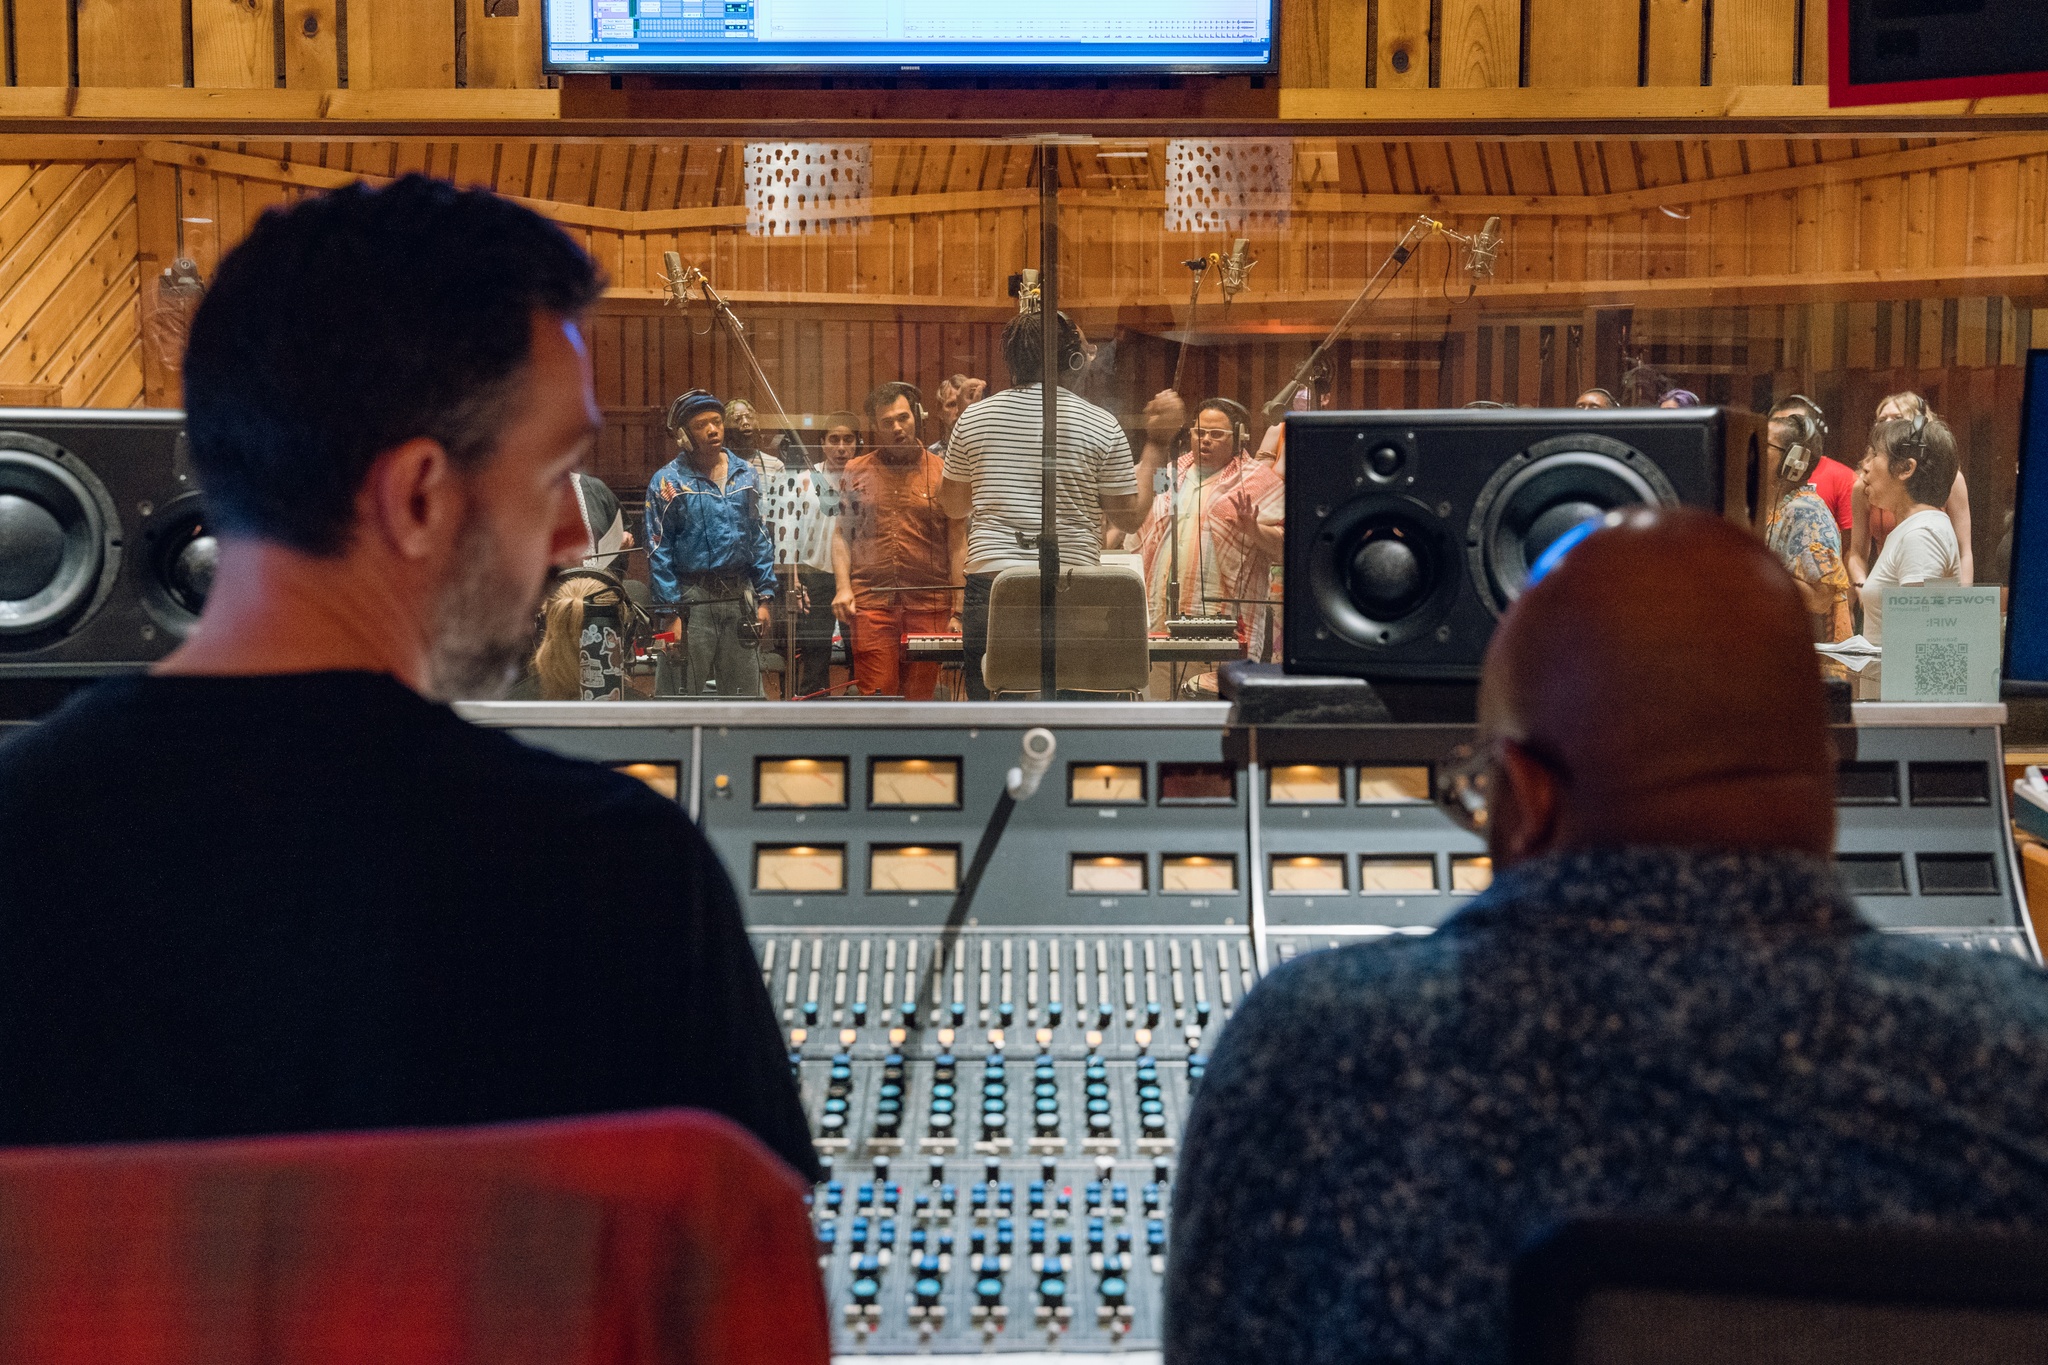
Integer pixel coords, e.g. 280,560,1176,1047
362,437,460,561
1491,740,1563,865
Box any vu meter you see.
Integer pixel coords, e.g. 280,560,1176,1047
1360,856,1436,893
1271,854,1347,892
1071,855,1147,893
1071,763,1145,804
1453,856,1494,892
1356,766,1431,803
870,845,961,893
756,757,847,808
754,844,846,892
871,757,961,807
1269,765,1343,804
1161,855,1236,893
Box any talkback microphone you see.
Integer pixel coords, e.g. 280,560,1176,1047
1467,217,1502,280
1219,238,1254,303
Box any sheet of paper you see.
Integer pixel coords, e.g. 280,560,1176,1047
1878,587,2002,702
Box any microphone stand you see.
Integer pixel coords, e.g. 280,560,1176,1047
1171,255,1212,396
1262,214,1467,419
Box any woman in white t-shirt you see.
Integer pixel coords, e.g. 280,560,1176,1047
1858,407,1963,644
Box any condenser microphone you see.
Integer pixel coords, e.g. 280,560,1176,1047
1466,217,1502,280
1219,238,1254,303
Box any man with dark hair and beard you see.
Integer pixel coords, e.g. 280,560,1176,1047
0,176,817,1182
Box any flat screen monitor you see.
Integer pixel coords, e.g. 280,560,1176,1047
543,0,1276,72
2005,350,2048,691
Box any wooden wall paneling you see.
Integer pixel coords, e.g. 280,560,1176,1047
1745,189,1794,275
32,252,138,395
283,0,340,87
134,151,180,404
1949,296,1983,371
345,0,456,88
591,142,634,212
1800,0,1828,85
12,0,70,85
552,143,599,207
0,164,132,369
1375,0,1430,89
76,0,184,86
1,195,137,387
76,328,144,406
1438,0,1519,88
465,0,545,89
1928,164,1971,268
1900,168,1934,270
1705,196,1745,277
1969,158,2021,267
193,0,277,88
1527,0,1639,88
1854,171,1900,273
1712,0,1796,85
1816,176,1858,274
1645,0,1705,87
2018,154,2048,264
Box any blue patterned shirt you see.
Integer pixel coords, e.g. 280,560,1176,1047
643,451,777,605
1167,847,2048,1365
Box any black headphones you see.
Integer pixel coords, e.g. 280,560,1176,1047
1900,404,1931,457
1575,387,1618,407
1192,397,1252,456
866,380,928,429
664,388,722,435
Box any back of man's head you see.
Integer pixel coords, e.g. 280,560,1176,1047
183,175,602,556
1478,508,1836,859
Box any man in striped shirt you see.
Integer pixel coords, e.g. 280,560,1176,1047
939,310,1170,697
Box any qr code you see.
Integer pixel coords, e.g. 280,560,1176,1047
1914,640,1968,696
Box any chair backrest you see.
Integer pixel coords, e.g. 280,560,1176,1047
1511,1217,2048,1365
0,1108,829,1365
983,565,1150,696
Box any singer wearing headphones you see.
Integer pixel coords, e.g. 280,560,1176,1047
1849,391,1974,590
1858,407,1963,647
831,383,963,700
940,311,1166,699
1768,396,1854,535
1762,410,1853,644
644,388,776,696
1131,397,1282,654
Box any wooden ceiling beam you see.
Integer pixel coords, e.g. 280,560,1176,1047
0,85,2045,137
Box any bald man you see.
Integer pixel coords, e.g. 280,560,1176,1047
1166,508,2048,1365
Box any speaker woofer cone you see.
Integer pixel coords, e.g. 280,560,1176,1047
1308,497,1460,650
1466,434,1678,617
0,441,119,640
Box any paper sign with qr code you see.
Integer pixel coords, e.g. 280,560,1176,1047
1880,587,2002,702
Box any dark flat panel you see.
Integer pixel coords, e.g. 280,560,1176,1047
1838,853,1910,895
1917,853,2002,895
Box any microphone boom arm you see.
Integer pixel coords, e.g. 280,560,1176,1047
1262,215,1462,418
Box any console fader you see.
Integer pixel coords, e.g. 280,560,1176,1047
465,697,2039,1360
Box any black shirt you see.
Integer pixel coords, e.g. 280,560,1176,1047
0,671,817,1180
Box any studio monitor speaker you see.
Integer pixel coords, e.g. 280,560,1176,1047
0,409,210,677
1283,408,1745,683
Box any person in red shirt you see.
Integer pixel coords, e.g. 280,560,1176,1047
831,382,964,699
1769,396,1853,534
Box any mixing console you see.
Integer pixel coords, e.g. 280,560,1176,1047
762,927,1246,1354
460,697,2039,1359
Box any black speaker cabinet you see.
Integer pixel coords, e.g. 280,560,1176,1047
0,409,209,677
1284,408,1745,683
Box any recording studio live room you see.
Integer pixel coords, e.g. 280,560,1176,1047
15,1,2048,1361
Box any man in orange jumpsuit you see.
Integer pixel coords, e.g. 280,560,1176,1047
831,382,964,699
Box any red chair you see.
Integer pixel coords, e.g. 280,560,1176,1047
0,1109,829,1365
